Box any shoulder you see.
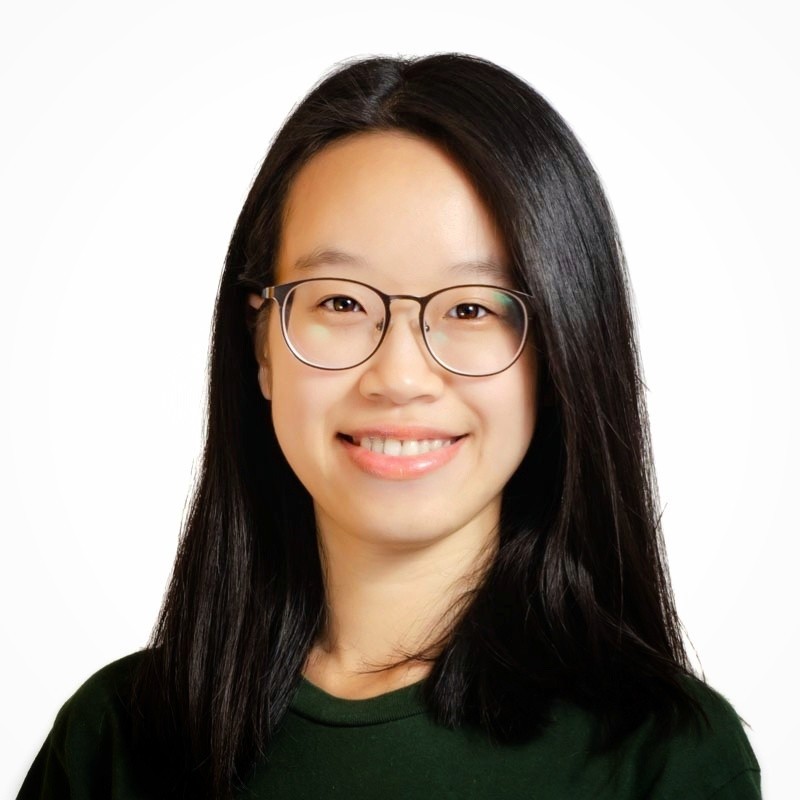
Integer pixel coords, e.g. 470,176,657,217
635,675,761,799
679,674,753,727
548,675,760,799
69,650,147,701
53,650,146,734
17,650,153,799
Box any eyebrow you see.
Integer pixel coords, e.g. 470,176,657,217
294,248,367,270
293,247,509,281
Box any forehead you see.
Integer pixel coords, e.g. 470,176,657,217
276,131,510,289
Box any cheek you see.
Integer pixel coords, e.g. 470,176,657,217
456,381,535,518
267,350,345,493
497,390,536,449
269,389,322,497
270,362,320,447
497,351,537,425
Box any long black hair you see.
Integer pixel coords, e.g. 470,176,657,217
132,52,701,798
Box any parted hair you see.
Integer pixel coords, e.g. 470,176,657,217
132,52,702,799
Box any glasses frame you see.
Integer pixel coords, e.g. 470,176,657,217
252,276,535,378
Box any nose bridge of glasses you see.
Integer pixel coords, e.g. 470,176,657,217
383,293,428,337
367,294,443,383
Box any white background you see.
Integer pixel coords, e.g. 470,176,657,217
2,1,797,796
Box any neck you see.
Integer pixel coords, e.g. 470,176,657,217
305,504,499,690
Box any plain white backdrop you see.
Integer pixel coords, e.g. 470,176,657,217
2,1,797,796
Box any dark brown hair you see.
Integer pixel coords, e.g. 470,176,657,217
133,53,700,798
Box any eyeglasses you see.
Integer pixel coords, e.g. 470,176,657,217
251,277,535,377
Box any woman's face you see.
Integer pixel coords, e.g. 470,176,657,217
249,131,538,548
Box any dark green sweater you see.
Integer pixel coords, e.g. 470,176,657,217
17,652,761,799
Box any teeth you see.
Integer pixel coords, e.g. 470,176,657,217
384,438,402,456
400,440,419,456
355,436,457,455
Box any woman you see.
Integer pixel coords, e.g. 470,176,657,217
18,53,761,799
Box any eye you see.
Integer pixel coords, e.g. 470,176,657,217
447,302,490,320
320,295,365,313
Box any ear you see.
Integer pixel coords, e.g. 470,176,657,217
247,292,272,401
257,362,272,402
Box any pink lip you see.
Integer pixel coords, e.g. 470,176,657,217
343,425,464,440
338,434,467,480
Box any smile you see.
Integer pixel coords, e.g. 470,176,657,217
343,434,461,456
337,433,468,480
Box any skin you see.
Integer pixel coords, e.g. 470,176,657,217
248,131,538,699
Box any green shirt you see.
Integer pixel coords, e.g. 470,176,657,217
17,652,761,799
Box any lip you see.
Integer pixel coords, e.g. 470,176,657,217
341,425,465,440
337,432,468,480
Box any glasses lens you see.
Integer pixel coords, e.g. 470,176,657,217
424,286,528,376
283,279,386,368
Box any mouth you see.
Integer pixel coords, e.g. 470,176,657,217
337,432,467,457
336,431,468,480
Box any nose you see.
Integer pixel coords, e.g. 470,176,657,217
357,300,445,404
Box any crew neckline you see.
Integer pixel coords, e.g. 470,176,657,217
290,674,429,726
